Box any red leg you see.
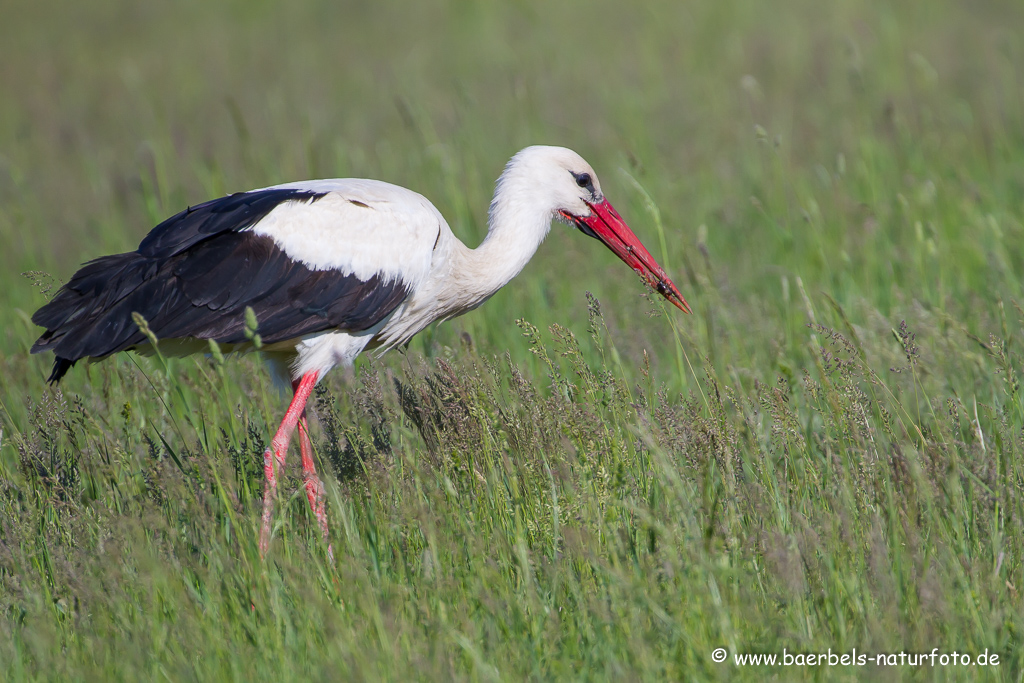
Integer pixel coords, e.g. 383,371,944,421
259,371,318,557
297,414,319,516
298,413,334,561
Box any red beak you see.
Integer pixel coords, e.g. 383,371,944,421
562,199,691,314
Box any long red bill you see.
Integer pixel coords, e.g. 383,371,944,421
562,199,691,314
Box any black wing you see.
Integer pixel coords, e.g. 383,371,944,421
32,189,410,383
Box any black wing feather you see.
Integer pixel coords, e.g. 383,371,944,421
32,189,411,383
137,188,323,258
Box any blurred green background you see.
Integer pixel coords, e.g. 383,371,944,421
2,0,1023,680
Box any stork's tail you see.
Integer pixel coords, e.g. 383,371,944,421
46,357,75,384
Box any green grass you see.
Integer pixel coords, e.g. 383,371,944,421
2,0,1024,679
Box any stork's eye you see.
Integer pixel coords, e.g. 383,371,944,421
575,172,592,188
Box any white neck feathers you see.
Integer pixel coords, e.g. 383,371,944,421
448,154,558,308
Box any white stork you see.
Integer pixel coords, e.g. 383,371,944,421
31,145,690,557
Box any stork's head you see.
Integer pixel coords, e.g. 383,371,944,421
493,145,691,314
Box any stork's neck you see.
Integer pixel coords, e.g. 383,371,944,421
447,186,554,311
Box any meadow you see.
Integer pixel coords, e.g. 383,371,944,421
1,0,1023,679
